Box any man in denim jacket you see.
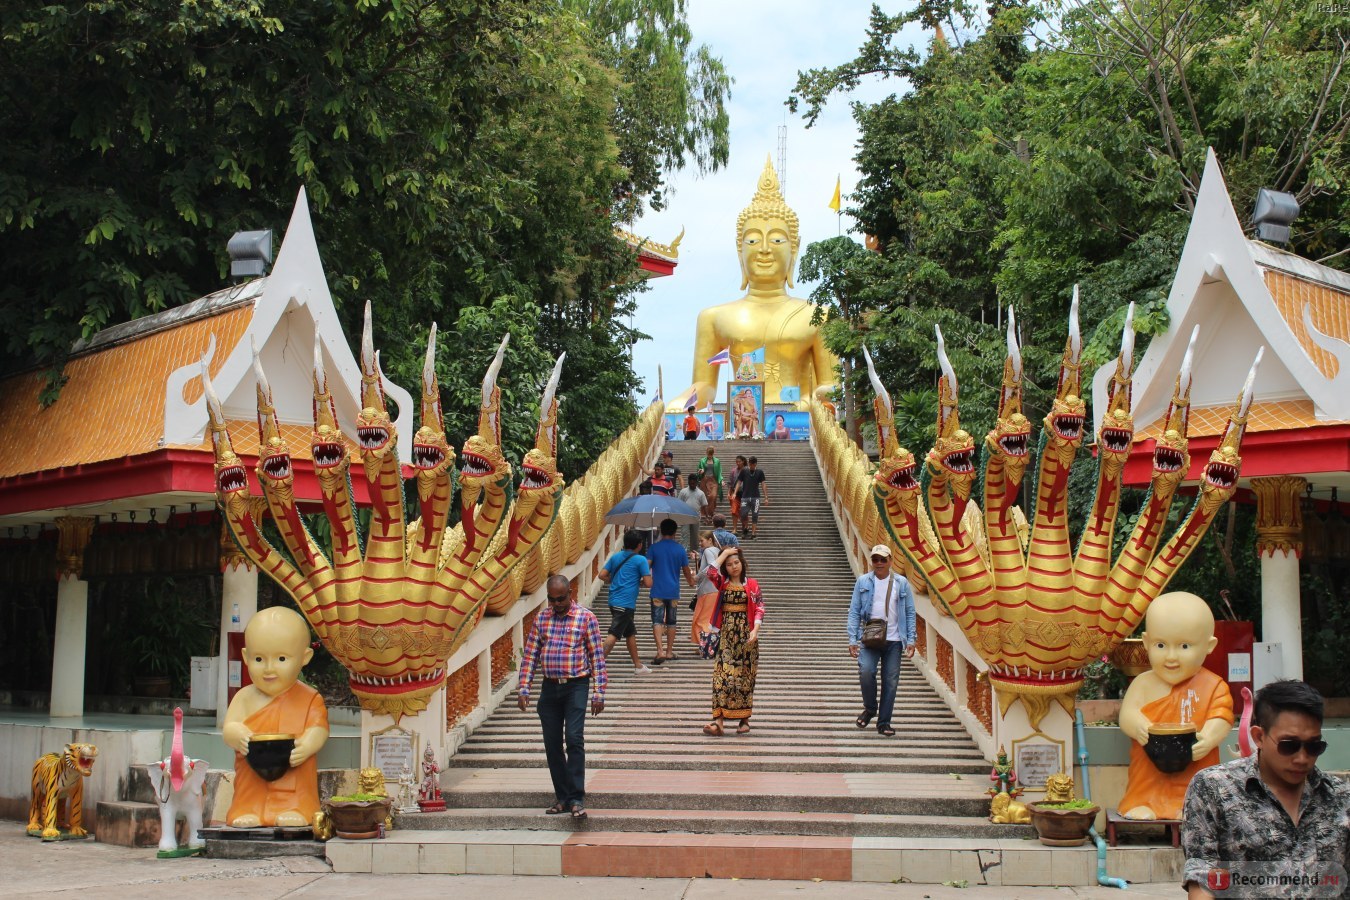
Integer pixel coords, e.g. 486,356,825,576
847,545,916,737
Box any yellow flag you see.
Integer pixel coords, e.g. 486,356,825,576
828,176,841,212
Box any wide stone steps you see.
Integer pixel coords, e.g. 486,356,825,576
434,768,994,818
401,806,1029,839
436,438,993,845
447,753,986,774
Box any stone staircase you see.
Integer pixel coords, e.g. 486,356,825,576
341,439,1187,884
418,441,1014,839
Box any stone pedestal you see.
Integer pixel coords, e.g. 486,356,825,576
993,694,1077,802
1252,476,1305,680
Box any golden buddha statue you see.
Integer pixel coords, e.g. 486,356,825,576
670,156,839,411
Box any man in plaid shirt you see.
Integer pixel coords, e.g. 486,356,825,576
518,574,607,819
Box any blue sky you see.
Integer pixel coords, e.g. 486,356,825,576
628,1,929,405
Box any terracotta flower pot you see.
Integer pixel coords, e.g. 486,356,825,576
324,798,392,840
1026,801,1100,846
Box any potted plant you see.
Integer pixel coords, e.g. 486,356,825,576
323,793,392,839
1026,798,1101,846
1025,772,1099,846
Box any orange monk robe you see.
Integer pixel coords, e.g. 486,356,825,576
1118,668,1233,820
227,682,328,826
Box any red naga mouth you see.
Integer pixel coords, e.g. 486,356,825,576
460,451,492,477
520,463,552,490
886,465,918,490
357,425,389,451
1154,446,1185,473
942,448,975,475
413,443,446,470
312,441,346,468
260,452,292,480
998,432,1029,457
1052,414,1084,441
217,465,247,493
1204,460,1238,490
350,668,445,695
1101,428,1132,453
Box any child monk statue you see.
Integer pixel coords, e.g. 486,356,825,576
1117,591,1233,820
222,607,329,827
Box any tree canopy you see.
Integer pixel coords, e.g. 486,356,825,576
0,0,729,475
793,0,1349,440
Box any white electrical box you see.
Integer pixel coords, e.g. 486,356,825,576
190,656,218,710
1252,642,1283,691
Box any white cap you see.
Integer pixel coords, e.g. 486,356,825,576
869,545,892,559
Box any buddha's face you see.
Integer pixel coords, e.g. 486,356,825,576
740,216,792,288
1142,593,1217,686
242,610,314,698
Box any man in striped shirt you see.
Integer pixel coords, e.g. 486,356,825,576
517,575,607,819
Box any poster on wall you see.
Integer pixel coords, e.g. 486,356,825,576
763,410,810,441
727,382,764,439
664,413,726,441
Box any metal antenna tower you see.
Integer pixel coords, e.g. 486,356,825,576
777,124,788,198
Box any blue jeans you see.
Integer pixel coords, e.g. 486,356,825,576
858,641,902,729
537,678,589,807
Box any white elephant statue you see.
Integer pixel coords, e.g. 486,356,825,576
148,707,207,854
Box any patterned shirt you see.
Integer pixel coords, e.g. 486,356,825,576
517,604,607,705
1181,754,1350,898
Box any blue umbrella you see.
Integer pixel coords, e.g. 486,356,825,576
604,494,701,529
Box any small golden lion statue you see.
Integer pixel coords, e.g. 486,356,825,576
1044,772,1075,804
357,767,388,797
989,791,1031,824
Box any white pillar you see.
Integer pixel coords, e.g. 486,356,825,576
50,516,95,718
50,575,89,718
216,563,259,728
1252,476,1306,682
1259,551,1303,680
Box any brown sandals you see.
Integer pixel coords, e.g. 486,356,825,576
702,721,724,736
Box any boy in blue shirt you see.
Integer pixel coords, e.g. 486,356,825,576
648,518,695,664
599,530,653,675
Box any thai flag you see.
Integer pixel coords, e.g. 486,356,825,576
707,347,732,366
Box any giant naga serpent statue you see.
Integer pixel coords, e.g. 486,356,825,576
204,304,569,721
840,292,1262,728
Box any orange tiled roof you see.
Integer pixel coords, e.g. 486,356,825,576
0,303,258,479
1264,269,1350,380
1136,398,1350,443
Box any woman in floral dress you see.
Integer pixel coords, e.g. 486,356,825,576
701,546,763,736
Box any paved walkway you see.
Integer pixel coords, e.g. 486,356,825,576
2,829,1180,899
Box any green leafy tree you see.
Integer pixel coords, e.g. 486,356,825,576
0,0,726,475
799,236,873,441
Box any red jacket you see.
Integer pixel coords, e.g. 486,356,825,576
706,568,764,630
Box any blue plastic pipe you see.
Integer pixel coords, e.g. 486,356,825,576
1075,707,1129,889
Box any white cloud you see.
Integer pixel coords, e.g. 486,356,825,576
628,1,928,404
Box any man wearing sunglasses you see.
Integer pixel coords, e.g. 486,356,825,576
1182,680,1350,898
518,575,607,820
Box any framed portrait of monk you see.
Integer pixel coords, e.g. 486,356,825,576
727,382,764,439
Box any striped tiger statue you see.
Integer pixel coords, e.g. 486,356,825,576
27,743,98,840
